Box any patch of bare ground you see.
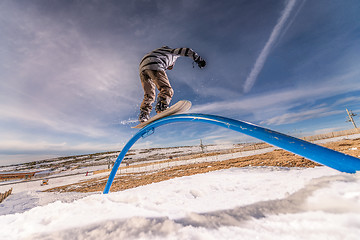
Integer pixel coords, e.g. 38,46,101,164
45,138,360,193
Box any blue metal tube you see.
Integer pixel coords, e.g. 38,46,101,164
103,113,360,194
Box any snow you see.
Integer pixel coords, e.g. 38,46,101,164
1,166,360,240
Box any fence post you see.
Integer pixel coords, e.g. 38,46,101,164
0,188,12,203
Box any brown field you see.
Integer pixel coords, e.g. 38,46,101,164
45,137,360,193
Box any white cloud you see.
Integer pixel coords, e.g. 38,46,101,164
191,74,360,128
261,108,342,125
194,68,360,116
334,96,360,106
0,2,143,139
243,0,297,93
0,98,109,138
0,138,123,155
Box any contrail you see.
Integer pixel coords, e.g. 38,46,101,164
243,0,297,93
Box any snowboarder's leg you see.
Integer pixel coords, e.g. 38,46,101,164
152,70,173,113
139,70,156,122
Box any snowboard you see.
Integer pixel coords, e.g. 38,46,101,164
132,100,192,129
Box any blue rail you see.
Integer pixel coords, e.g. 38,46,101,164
103,113,360,194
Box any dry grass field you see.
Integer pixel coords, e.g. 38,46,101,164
46,137,360,193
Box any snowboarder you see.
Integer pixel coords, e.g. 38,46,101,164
138,46,206,122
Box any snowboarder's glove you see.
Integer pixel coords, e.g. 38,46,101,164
195,57,206,69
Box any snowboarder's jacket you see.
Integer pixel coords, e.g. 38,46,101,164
139,46,202,72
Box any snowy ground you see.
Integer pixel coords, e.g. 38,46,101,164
1,166,360,240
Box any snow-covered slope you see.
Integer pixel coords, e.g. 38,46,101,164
1,166,359,240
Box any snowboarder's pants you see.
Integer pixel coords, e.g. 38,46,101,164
140,69,174,114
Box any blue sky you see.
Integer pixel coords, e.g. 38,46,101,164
1,0,360,165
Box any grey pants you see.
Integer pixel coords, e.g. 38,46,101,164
140,69,174,114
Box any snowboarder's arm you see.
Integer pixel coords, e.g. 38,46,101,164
171,48,206,69
171,48,201,62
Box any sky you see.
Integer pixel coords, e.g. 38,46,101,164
1,0,360,165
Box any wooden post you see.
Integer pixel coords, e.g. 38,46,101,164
0,188,12,203
346,108,358,128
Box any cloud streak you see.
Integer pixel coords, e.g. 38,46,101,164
260,108,342,125
0,2,141,134
192,70,360,125
243,0,297,93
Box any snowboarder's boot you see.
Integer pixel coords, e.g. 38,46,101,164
155,97,169,114
138,111,150,123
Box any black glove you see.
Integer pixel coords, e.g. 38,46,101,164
196,58,206,69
